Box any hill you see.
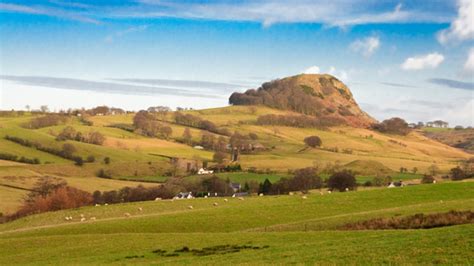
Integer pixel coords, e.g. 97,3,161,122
0,106,471,214
0,182,473,264
229,74,376,127
422,128,474,154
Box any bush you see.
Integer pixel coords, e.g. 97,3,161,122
372,117,410,135
104,157,111,164
304,136,322,148
450,167,466,181
421,175,435,184
97,169,112,179
86,155,95,163
328,170,357,192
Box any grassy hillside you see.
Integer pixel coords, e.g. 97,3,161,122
0,182,472,264
0,107,471,215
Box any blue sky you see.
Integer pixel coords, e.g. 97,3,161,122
0,0,473,126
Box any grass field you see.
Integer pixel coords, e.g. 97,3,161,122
0,182,472,264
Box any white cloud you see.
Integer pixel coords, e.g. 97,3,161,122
350,36,380,57
437,0,474,44
401,53,445,70
328,66,349,82
303,66,320,74
105,25,149,43
463,48,474,74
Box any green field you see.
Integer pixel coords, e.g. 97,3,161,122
0,182,473,264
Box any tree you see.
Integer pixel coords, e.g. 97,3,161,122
213,151,227,164
56,126,77,141
182,128,192,144
421,175,435,184
372,117,410,135
104,157,111,165
291,167,322,192
62,143,76,158
159,126,173,140
450,167,465,181
259,178,272,195
304,136,322,148
428,164,439,176
327,170,357,192
87,131,105,145
40,105,49,113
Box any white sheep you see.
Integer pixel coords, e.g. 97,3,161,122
259,193,264,197
328,190,332,194
138,207,143,212
345,188,349,192
188,205,194,209
124,212,131,217
80,217,86,222
80,214,84,218
238,197,244,201
95,204,100,207
289,192,294,196
223,199,228,202
64,217,70,221
90,217,96,221
104,203,108,206
320,191,324,195
213,202,218,206
155,197,162,201
302,195,308,199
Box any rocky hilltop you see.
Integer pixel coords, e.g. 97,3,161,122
229,74,376,127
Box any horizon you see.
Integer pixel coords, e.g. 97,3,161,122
0,0,473,126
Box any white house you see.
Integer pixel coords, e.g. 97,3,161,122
198,168,214,175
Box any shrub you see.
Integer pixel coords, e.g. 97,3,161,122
450,167,466,181
104,157,111,164
304,136,322,148
327,170,357,192
97,169,112,179
421,175,435,184
23,115,68,129
86,155,95,163
372,117,410,135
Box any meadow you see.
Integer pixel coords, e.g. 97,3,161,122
0,182,472,264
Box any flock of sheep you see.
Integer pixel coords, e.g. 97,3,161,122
63,190,337,222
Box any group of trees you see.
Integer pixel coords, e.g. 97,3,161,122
174,112,230,135
5,135,85,166
372,117,411,135
133,111,173,139
256,114,344,128
23,115,68,129
256,168,356,195
0,152,40,164
56,126,105,145
5,178,93,222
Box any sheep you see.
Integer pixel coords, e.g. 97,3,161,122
138,207,143,212
155,197,162,201
95,204,100,207
64,217,70,221
289,192,294,196
90,217,96,221
213,202,219,206
328,190,332,194
124,212,131,217
319,191,324,195
238,197,244,201
223,198,228,202
80,217,86,222
188,205,194,209
259,193,264,197
345,188,349,192
80,214,84,218
302,195,308,199
104,203,108,206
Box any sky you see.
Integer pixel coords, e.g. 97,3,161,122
0,0,473,126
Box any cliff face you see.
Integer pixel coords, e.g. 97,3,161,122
229,74,376,127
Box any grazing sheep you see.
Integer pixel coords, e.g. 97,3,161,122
90,217,96,221
104,203,108,206
124,212,131,217
138,207,143,212
289,192,294,196
223,199,228,202
80,214,84,218
68,216,73,220
188,205,193,209
238,197,244,201
345,188,349,192
328,190,332,194
80,217,86,222
302,195,308,199
259,193,264,197
64,217,70,221
95,204,100,207
213,202,218,206
155,197,162,201
204,196,208,198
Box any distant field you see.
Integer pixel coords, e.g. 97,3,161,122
0,182,473,264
